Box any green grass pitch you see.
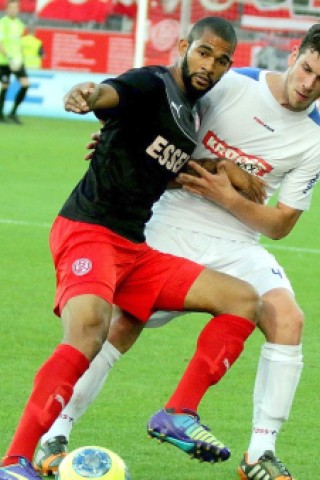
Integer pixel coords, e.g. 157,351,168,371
0,116,320,479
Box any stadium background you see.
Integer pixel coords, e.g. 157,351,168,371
1,0,320,73
1,3,320,479
1,0,320,119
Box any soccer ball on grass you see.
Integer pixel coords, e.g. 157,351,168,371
56,446,131,480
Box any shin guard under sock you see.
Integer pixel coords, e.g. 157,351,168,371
41,340,121,444
165,314,255,412
3,344,89,464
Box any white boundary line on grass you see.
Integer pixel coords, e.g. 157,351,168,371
262,243,320,255
0,218,51,228
1,217,320,255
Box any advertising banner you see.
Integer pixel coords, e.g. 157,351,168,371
36,28,135,74
5,69,109,119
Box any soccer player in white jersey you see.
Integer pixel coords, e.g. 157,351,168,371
34,23,320,480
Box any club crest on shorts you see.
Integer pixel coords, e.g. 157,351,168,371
72,258,92,276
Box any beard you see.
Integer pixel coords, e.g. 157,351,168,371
181,55,214,103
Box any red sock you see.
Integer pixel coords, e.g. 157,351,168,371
2,344,89,465
165,314,255,413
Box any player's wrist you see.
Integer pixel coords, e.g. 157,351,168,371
222,189,244,212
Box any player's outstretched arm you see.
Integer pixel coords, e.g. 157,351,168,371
64,82,119,114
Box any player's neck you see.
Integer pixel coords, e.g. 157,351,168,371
265,71,289,109
168,65,186,94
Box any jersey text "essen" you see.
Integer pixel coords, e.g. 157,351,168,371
146,135,190,173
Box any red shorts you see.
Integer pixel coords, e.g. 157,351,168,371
49,216,204,322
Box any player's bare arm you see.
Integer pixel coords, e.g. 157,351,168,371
219,159,267,204
169,158,266,203
177,161,302,239
64,82,119,114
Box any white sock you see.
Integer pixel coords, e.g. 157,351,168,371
41,340,121,445
247,342,303,463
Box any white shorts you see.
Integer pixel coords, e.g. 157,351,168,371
145,223,293,328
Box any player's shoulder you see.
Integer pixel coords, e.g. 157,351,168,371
118,65,168,80
101,65,167,106
109,65,167,90
199,68,259,109
232,67,263,81
308,104,320,127
219,67,265,93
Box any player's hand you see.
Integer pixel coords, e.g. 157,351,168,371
221,160,267,204
186,158,218,176
85,131,101,161
176,161,243,207
64,82,99,113
166,158,217,190
184,158,266,204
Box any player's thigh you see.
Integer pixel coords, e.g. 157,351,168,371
184,267,259,321
199,241,293,296
115,248,204,321
215,244,303,341
50,217,143,318
259,288,303,344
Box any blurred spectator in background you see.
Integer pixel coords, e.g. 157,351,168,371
22,24,44,68
253,45,288,71
0,0,29,124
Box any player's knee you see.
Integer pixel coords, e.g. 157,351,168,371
242,284,261,324
260,304,304,343
294,306,304,334
281,305,304,334
82,311,110,346
62,298,111,359
224,280,261,324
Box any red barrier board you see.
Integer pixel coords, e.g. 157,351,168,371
37,28,135,74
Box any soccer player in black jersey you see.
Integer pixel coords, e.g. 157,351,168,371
0,17,262,480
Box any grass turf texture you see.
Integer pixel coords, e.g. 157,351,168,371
1,116,320,479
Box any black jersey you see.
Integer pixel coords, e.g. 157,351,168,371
59,66,200,243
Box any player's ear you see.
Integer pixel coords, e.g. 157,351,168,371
225,60,233,73
178,39,189,57
287,45,299,67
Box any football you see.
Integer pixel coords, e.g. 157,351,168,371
56,446,131,480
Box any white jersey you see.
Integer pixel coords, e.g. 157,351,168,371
150,68,320,243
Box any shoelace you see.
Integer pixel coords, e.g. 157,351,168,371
179,410,224,448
